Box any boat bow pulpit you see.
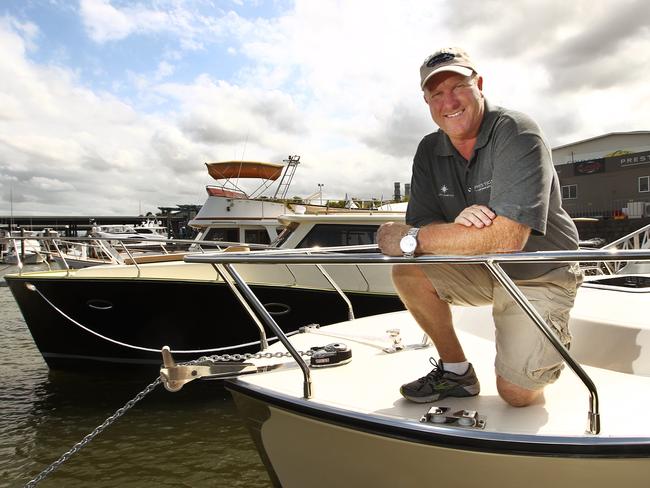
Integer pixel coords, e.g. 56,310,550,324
164,246,650,436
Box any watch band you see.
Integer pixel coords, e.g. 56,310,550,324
400,227,420,257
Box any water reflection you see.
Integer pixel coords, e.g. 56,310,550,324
0,281,270,488
24,377,269,487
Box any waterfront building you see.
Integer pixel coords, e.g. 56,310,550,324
552,131,650,219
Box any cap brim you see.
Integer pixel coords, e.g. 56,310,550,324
421,65,474,89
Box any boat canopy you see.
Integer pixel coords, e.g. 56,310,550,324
206,161,285,181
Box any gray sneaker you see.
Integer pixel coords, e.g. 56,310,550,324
400,358,480,403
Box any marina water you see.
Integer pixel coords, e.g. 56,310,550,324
0,264,271,488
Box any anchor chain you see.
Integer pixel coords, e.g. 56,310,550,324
25,377,162,488
24,349,324,486
188,349,315,364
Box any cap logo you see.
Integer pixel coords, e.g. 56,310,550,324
426,52,455,68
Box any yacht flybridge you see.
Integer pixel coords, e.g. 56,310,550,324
190,156,308,245
189,156,381,245
159,247,650,488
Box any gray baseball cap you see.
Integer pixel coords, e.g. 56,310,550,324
419,47,477,89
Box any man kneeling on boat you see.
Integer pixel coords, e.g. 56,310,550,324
377,47,582,407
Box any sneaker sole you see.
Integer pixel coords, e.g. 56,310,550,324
400,384,480,403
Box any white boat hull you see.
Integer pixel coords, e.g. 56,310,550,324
231,391,649,488
225,301,650,488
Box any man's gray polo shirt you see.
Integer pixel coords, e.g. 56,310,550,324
406,100,579,279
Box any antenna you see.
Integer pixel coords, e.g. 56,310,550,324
237,131,250,189
10,183,14,231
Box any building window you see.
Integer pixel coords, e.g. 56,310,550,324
561,184,577,199
640,176,650,193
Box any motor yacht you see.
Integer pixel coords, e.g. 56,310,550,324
4,157,406,371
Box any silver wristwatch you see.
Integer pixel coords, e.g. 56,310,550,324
399,227,420,257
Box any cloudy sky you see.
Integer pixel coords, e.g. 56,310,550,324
1,0,649,216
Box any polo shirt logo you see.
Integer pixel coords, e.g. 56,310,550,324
474,179,492,192
438,184,455,197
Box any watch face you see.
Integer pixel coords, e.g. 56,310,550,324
400,235,417,253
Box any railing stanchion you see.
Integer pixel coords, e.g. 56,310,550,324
484,261,600,434
210,263,269,350
222,263,312,399
50,239,70,275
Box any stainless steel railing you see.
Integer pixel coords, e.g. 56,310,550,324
185,246,650,435
0,234,270,275
600,222,650,274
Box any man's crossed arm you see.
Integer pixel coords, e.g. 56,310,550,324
377,204,531,256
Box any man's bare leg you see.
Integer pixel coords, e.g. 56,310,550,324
496,376,543,407
393,264,542,407
391,264,465,363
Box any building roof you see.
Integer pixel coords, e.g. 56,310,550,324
552,131,650,151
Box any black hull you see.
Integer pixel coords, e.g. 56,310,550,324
5,276,403,372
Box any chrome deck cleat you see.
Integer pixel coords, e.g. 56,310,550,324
383,329,432,353
420,406,486,429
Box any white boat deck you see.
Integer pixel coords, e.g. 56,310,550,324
234,307,650,440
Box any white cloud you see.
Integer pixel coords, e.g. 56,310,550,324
154,61,175,80
78,0,243,49
0,18,207,215
29,176,75,192
79,0,135,42
2,1,650,215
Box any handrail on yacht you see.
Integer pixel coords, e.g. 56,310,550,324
5,238,51,273
10,238,24,273
600,222,650,274
185,246,650,435
210,263,270,351
602,222,650,250
49,239,70,273
1,234,270,275
1,234,273,248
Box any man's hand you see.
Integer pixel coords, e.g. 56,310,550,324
454,205,496,228
377,222,411,256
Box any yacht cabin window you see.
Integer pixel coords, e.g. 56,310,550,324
297,224,378,249
244,228,271,245
203,227,240,243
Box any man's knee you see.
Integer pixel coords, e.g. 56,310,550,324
392,264,428,285
392,265,435,295
496,375,543,407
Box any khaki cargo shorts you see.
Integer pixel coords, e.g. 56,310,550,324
421,263,583,390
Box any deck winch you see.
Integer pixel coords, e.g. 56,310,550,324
309,343,352,367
